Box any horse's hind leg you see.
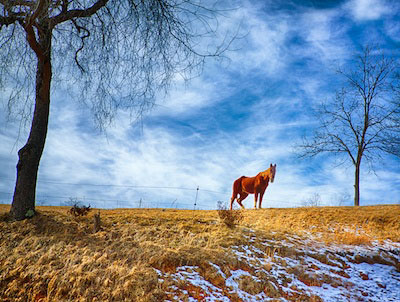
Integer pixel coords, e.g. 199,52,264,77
237,192,248,209
230,178,241,210
230,195,236,210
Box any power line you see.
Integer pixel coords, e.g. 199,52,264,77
3,178,395,208
0,191,208,208
1,177,290,199
2,177,202,191
0,189,346,207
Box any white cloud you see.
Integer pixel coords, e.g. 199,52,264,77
2,86,398,209
152,76,226,117
298,9,351,65
219,2,292,76
345,0,390,21
22,97,310,209
384,12,400,42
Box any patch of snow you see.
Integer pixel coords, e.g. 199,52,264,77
156,230,400,301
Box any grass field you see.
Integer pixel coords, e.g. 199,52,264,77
0,204,399,301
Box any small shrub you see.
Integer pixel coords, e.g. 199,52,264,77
217,201,243,228
69,204,91,217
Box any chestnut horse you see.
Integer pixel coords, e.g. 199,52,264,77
230,164,276,210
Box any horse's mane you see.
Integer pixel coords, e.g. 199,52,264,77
259,168,270,178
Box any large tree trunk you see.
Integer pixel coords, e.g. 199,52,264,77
10,25,52,220
354,162,361,207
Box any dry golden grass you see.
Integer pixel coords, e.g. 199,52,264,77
0,206,248,301
0,204,399,301
240,205,400,243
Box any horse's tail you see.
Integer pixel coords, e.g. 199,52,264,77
232,176,245,198
230,176,245,210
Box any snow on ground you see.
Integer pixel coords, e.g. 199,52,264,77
156,230,400,301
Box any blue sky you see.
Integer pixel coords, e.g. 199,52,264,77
1,0,400,209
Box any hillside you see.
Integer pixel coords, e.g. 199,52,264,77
0,204,399,301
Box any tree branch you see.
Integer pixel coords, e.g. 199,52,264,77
71,18,90,72
23,22,45,60
49,0,108,28
0,15,21,27
331,134,356,164
26,0,46,26
0,0,35,6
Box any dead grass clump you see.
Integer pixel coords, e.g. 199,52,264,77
310,294,324,302
339,233,372,245
297,271,323,287
149,249,184,273
349,253,398,270
287,266,323,287
93,211,101,233
197,263,226,288
111,267,165,302
323,226,373,246
330,269,350,279
69,204,91,217
238,275,265,295
217,201,244,228
359,272,369,280
309,252,339,267
263,280,280,298
0,212,12,222
226,257,255,275
265,246,280,261
279,246,302,259
175,282,208,301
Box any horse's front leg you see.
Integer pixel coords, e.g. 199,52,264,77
254,192,259,209
259,185,268,208
259,191,265,209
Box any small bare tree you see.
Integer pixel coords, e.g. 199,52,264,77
331,191,351,207
0,1,236,220
301,193,321,207
297,46,400,206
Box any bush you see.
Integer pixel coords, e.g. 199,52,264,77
217,201,243,228
69,204,91,217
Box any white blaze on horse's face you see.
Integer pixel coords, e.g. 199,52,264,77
269,163,276,183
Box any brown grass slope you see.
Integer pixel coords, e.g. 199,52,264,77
0,204,399,301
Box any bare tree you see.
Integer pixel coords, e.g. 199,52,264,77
0,0,236,220
301,192,321,207
297,46,400,206
331,191,351,207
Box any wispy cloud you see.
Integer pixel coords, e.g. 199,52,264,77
1,0,399,209
345,0,391,21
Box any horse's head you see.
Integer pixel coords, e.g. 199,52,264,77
269,163,276,183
